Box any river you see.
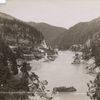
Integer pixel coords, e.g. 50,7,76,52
30,51,94,100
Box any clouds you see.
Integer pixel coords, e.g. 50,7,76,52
0,0,6,3
0,0,100,28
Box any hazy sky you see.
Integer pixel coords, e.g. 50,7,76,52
0,0,100,28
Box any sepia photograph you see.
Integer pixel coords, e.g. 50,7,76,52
0,0,100,100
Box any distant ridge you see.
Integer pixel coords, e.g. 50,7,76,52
28,22,67,47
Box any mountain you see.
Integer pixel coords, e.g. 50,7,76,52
58,17,100,50
0,12,45,60
0,12,44,48
0,12,47,100
28,22,67,47
0,12,16,20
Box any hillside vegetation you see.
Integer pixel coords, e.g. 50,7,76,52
28,22,67,47
57,17,100,50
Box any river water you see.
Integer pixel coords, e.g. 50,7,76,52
30,51,94,100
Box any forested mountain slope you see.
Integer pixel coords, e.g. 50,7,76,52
58,17,100,50
28,22,67,47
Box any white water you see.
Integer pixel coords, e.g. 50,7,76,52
30,51,94,100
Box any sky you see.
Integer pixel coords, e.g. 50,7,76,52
0,0,100,28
